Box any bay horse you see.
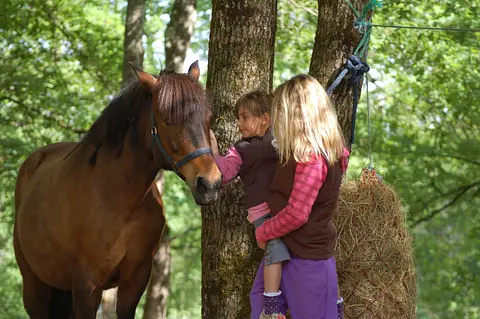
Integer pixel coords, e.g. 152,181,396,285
13,61,222,318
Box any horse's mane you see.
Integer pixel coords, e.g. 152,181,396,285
82,70,209,165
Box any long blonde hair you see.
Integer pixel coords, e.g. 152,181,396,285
272,74,345,165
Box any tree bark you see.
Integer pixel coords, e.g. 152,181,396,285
164,0,197,73
309,2,373,318
143,1,197,317
143,172,170,319
201,1,277,318
99,0,146,316
309,0,371,148
122,0,146,86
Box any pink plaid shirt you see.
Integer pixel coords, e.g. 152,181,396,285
256,148,349,243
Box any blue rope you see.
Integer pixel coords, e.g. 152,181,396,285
326,0,380,145
327,56,370,145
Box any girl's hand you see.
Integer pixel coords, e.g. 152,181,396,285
255,227,266,249
209,129,219,156
257,240,266,250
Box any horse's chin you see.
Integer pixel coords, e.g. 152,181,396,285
193,191,219,206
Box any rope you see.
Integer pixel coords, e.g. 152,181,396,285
371,23,480,33
326,1,378,145
366,72,372,169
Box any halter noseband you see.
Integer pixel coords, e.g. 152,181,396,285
150,112,213,180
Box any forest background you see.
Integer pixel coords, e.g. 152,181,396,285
0,0,479,318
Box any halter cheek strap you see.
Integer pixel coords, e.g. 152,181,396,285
150,112,213,180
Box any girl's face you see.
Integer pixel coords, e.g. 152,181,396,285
237,106,270,138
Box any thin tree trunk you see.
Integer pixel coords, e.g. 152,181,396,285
100,0,146,316
122,0,146,87
99,288,117,319
201,1,277,318
309,0,371,148
164,0,197,73
309,2,372,319
143,172,170,319
143,1,197,318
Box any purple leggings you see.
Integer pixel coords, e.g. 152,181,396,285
250,256,339,319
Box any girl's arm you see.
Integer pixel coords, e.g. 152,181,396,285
255,158,328,242
210,129,242,184
214,146,242,184
256,148,350,242
341,147,350,174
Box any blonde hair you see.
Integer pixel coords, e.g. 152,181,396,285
272,74,345,165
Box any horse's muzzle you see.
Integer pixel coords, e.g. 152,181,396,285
193,176,221,205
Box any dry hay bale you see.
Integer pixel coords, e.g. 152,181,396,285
335,169,417,319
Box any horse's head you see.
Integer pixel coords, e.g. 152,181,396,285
131,61,222,205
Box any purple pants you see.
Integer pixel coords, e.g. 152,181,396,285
250,256,339,319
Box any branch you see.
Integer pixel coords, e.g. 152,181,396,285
285,0,317,16
169,225,201,243
1,95,87,135
434,154,480,166
399,150,480,166
38,2,110,87
411,181,480,227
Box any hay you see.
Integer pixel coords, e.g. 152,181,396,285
335,169,417,319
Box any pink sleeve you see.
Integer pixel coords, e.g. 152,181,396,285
341,147,350,174
214,146,242,184
255,158,328,242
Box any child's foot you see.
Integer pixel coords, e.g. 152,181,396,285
259,311,286,319
337,297,344,319
262,291,287,318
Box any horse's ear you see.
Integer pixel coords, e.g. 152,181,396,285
129,62,158,90
187,60,200,81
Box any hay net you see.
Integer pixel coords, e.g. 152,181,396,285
335,168,417,319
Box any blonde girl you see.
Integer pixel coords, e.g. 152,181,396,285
250,74,349,319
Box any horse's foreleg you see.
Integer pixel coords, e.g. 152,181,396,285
116,259,153,319
72,273,102,319
14,229,51,319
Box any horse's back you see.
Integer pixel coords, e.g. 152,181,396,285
15,142,76,209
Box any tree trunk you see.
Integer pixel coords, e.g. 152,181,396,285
201,1,277,318
122,0,146,87
309,0,371,148
143,172,171,319
143,1,197,317
99,0,146,316
164,0,197,73
309,2,373,318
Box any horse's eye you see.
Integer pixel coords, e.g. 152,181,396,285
161,120,171,127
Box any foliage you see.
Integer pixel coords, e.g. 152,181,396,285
352,1,480,317
0,0,478,318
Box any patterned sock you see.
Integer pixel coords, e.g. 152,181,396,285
263,291,286,315
337,297,344,319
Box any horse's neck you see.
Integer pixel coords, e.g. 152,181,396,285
76,129,159,213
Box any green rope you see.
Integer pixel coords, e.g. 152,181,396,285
344,0,361,18
342,0,381,168
346,0,382,58
361,0,382,20
353,28,371,58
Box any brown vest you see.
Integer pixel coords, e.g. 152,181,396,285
267,158,343,260
234,131,278,208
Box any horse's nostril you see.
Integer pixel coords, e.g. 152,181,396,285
195,176,221,196
213,178,221,190
195,176,209,195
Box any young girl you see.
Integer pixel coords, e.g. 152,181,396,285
250,74,349,319
211,91,290,319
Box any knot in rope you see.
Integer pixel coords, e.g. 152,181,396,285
346,55,370,85
354,19,371,34
326,56,370,95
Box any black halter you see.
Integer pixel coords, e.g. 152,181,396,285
150,112,212,180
